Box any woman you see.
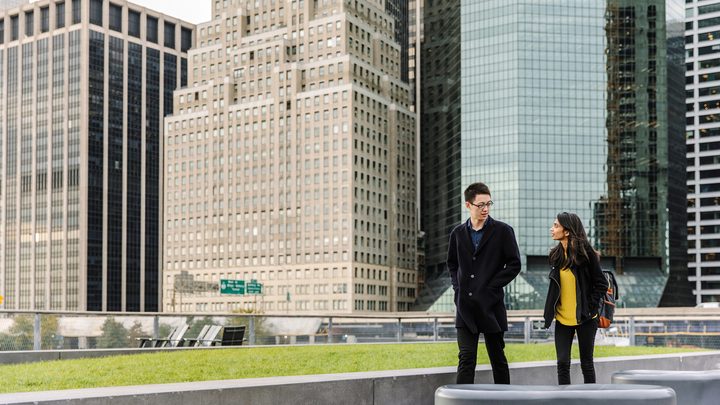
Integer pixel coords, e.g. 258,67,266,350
543,212,608,385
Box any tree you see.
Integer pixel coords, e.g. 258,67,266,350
96,317,130,348
226,308,270,343
127,321,146,346
186,316,214,340
158,323,173,339
0,333,19,351
9,315,59,350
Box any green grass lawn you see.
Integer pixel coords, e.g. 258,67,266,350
0,343,703,394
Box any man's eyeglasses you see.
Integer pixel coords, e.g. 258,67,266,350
469,201,494,210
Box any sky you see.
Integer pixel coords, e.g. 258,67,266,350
126,0,211,24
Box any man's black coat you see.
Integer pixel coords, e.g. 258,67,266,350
447,216,522,334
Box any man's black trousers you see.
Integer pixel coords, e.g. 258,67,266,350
456,327,510,384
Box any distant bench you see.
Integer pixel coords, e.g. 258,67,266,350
138,325,245,348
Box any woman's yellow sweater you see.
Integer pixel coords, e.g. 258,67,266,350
555,267,577,326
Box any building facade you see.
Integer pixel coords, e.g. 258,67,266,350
0,0,192,311
601,0,688,307
418,0,690,311
686,0,720,304
414,0,460,310
385,0,409,84
163,0,417,314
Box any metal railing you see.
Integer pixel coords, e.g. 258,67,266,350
1,308,720,351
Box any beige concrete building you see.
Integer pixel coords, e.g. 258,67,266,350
163,0,417,314
0,0,193,311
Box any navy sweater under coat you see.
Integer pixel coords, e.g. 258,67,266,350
447,216,522,334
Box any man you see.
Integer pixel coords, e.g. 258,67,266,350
447,182,521,384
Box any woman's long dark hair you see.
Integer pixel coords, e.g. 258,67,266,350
549,212,594,269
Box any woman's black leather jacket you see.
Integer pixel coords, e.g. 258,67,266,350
543,246,608,328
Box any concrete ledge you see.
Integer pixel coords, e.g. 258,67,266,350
0,351,717,405
435,384,677,405
612,369,720,404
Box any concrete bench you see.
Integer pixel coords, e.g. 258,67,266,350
612,369,720,405
435,384,676,405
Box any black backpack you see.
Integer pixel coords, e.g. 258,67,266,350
598,270,619,328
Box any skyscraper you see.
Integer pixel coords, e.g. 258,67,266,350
162,0,417,314
600,0,688,307
417,0,690,311
686,0,720,305
0,0,193,311
415,0,460,310
385,0,409,83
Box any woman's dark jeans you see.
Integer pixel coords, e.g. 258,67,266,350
554,319,598,385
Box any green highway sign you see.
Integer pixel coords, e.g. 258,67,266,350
220,279,245,295
247,279,263,294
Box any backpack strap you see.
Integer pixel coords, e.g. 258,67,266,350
603,270,619,300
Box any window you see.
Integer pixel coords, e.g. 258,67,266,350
24,11,33,37
109,3,122,32
72,0,81,24
128,9,140,37
147,16,158,43
699,44,720,57
699,30,720,43
164,21,175,48
40,7,49,33
0,20,4,44
699,3,720,15
181,27,192,52
56,2,65,28
11,15,18,41
89,0,102,26
700,16,720,29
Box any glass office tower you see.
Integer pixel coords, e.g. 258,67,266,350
599,0,689,307
416,0,461,310
418,0,691,311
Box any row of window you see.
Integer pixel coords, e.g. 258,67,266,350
353,300,393,311
689,209,720,221
0,0,192,51
168,299,356,313
0,0,79,44
168,228,348,245
167,251,353,270
168,270,352,287
171,89,351,127
168,245,415,270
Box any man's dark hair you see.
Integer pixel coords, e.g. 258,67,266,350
464,182,491,202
